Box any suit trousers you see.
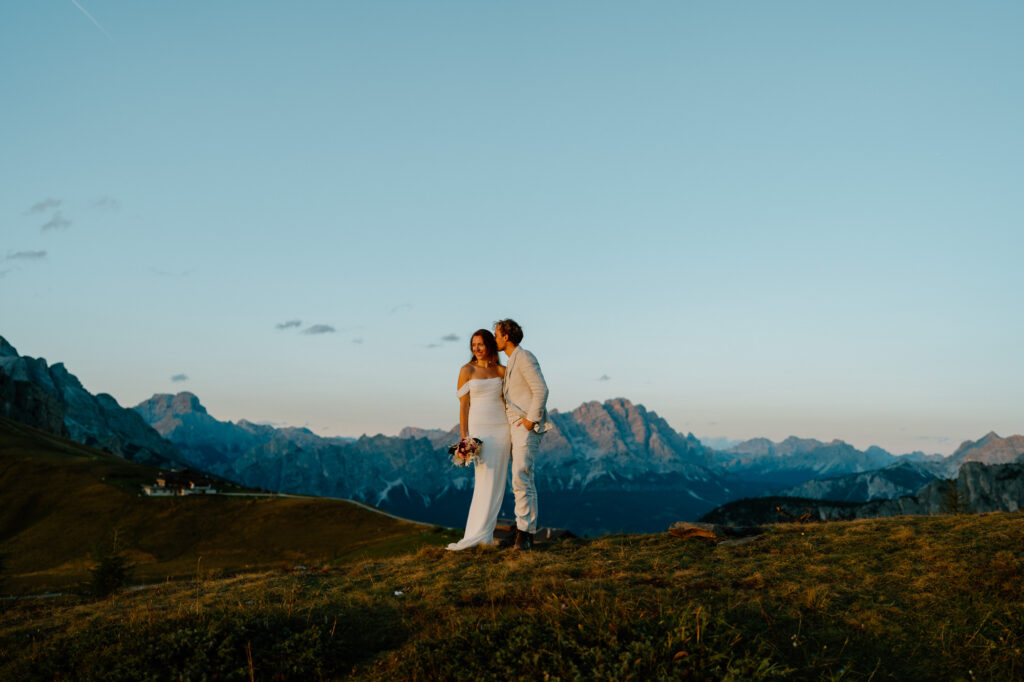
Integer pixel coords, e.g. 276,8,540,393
509,421,541,533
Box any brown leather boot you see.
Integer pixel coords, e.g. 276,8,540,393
513,530,534,551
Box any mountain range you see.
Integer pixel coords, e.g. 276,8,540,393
3,333,1023,534
702,458,1024,526
131,391,734,536
713,436,902,486
767,432,1024,502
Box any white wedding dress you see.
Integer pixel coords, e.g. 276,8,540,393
446,377,512,550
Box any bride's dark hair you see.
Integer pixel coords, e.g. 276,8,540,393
468,329,502,366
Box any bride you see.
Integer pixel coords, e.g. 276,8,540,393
446,329,512,551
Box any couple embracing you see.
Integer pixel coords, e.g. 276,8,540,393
446,319,549,552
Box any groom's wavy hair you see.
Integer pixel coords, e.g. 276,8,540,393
468,329,502,366
494,318,524,345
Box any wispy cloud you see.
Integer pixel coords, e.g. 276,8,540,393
390,303,413,314
41,212,71,231
6,251,47,261
303,324,336,335
171,374,189,382
70,0,112,39
26,198,61,214
0,269,12,279
352,338,364,345
276,319,302,330
92,196,120,210
426,333,460,349
598,374,611,382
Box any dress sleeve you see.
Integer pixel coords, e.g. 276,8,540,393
456,382,471,398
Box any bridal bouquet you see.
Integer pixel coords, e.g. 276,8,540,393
448,437,483,467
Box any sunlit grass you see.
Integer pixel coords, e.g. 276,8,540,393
3,512,1023,680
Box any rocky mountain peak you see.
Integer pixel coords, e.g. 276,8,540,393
728,437,775,456
0,336,19,358
0,337,182,466
542,396,711,474
48,362,85,390
777,436,826,455
136,392,208,418
604,397,644,414
952,433,992,457
570,400,611,419
172,391,207,415
950,431,1024,466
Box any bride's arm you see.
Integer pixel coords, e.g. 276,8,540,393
457,365,471,439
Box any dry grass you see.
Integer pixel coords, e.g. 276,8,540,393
3,512,1023,680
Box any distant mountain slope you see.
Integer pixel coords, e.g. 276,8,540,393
0,336,182,467
776,459,948,502
0,416,442,595
398,426,455,450
947,431,1024,467
771,433,1024,503
134,391,460,504
702,460,1024,525
713,436,900,487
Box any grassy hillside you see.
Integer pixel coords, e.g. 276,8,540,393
3,510,1023,679
0,417,455,594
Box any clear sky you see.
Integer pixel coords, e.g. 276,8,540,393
3,2,1022,455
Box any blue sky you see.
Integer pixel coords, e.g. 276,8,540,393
2,1,1022,454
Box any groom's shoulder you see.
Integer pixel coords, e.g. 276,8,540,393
518,347,541,364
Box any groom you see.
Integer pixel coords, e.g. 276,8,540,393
494,318,549,551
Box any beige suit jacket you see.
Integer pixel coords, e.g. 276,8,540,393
503,346,550,433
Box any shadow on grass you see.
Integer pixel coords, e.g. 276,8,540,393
3,601,408,681
377,599,993,681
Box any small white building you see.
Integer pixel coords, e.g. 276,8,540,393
142,470,217,496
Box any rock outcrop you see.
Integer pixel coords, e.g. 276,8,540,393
0,336,182,466
0,366,67,436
